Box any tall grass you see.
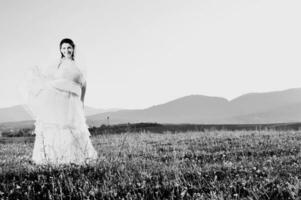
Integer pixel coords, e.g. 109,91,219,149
1,130,301,199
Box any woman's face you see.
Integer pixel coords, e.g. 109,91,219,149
60,43,74,59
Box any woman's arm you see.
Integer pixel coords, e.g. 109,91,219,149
81,81,87,105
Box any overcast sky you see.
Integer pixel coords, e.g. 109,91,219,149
1,0,301,109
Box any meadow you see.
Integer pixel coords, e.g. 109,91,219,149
1,130,301,199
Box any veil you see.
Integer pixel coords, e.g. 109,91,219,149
17,42,88,118
17,61,60,118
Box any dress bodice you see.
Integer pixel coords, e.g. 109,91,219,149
49,60,84,96
54,60,83,84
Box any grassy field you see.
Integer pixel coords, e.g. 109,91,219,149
1,130,301,199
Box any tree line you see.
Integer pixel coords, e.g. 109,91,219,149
1,122,301,137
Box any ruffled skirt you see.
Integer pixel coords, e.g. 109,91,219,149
24,71,98,165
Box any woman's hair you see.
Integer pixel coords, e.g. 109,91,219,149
59,38,75,60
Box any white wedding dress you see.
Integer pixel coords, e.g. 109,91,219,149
24,59,98,165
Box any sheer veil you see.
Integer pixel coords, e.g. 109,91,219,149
18,43,88,118
17,61,59,118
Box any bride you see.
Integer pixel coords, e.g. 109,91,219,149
24,38,98,165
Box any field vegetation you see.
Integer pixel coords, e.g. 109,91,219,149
1,130,301,199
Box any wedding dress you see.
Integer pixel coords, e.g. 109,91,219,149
24,59,98,165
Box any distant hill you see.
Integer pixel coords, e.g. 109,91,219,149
84,107,121,116
228,88,301,116
0,105,121,124
0,120,34,131
88,95,231,126
0,105,32,123
87,88,301,125
226,102,301,124
1,88,301,127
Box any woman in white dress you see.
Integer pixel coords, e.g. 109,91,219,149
25,38,98,165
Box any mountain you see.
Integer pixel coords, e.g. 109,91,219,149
87,95,231,125
87,88,301,125
84,106,101,116
227,102,301,124
88,95,230,124
1,88,301,126
0,105,121,124
229,88,301,116
0,105,32,123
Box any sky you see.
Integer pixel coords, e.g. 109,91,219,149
1,0,301,109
